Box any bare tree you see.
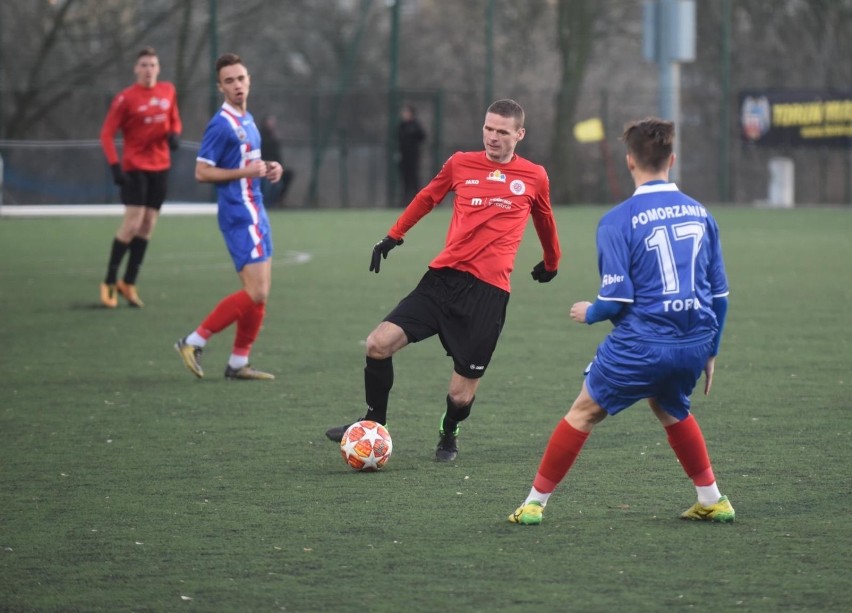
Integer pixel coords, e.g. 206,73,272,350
3,1,183,138
549,0,598,203
0,0,273,139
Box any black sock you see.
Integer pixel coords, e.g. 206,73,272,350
105,238,130,284
123,237,149,285
442,395,474,434
364,356,393,424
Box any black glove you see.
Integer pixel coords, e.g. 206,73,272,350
369,236,404,273
531,260,557,283
110,163,125,186
167,132,180,151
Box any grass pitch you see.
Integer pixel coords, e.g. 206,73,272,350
1,205,850,612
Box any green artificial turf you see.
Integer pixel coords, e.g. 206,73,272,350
1,206,850,611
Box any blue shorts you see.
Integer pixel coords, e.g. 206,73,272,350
584,335,714,421
222,224,273,271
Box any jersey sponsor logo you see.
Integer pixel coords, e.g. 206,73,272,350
662,298,701,312
631,204,708,228
465,179,480,185
469,196,513,209
601,273,624,287
486,170,506,183
488,197,513,210
509,179,526,195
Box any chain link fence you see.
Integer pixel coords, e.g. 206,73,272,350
1,85,849,208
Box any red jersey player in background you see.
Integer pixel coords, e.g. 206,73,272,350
99,46,182,308
326,99,562,462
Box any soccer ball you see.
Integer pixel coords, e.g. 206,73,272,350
340,420,393,471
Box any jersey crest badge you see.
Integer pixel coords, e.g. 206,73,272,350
510,179,526,195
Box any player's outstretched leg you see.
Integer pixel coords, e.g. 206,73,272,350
326,355,394,442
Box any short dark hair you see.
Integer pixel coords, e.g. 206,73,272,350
136,46,157,59
215,53,243,76
622,117,674,171
486,99,525,129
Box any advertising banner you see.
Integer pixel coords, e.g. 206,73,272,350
740,90,852,147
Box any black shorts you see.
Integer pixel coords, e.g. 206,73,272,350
385,267,510,379
121,170,169,209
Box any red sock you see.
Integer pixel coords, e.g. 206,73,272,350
665,415,716,486
234,301,266,355
532,419,591,493
199,290,255,336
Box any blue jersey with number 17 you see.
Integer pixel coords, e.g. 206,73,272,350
596,180,729,345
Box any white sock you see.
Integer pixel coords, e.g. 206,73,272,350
696,482,722,507
524,486,552,507
186,331,207,347
228,354,249,369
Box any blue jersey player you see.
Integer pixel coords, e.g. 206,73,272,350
509,117,734,525
175,53,283,380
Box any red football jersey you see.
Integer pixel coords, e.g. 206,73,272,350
389,151,561,292
100,81,182,171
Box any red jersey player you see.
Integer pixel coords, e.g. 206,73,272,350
99,46,182,308
326,99,561,462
